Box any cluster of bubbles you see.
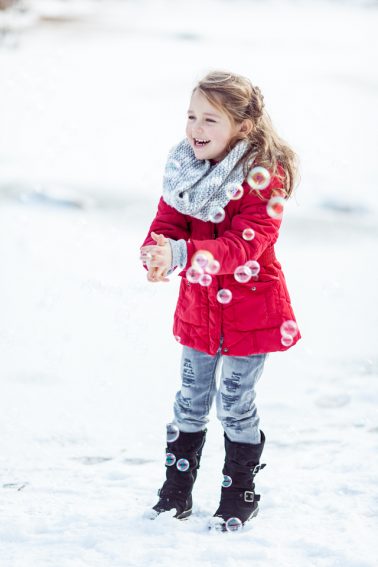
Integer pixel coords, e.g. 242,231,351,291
186,247,262,304
280,320,298,347
187,250,221,290
234,260,260,284
246,165,286,220
165,423,191,471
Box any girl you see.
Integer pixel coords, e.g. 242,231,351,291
140,70,300,531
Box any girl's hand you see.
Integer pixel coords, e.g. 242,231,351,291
140,232,172,283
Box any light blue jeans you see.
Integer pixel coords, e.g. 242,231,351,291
173,342,267,444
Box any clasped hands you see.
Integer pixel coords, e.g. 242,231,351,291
140,232,172,282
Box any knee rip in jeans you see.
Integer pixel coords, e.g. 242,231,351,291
223,371,242,393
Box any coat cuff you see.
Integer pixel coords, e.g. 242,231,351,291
167,239,188,274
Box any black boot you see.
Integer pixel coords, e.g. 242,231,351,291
213,431,266,530
152,429,206,520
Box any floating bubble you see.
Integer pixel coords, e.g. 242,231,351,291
242,228,255,241
234,265,252,283
225,517,243,532
281,335,294,347
226,184,244,200
199,274,212,287
267,196,285,219
192,250,213,271
205,259,221,275
176,458,190,472
166,423,180,443
186,266,202,283
245,260,260,277
247,166,271,190
222,475,233,488
217,289,232,304
209,207,225,223
280,320,298,338
165,453,176,466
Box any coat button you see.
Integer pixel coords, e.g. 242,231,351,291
223,347,229,353
251,286,256,291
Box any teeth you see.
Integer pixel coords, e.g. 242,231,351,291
194,138,210,144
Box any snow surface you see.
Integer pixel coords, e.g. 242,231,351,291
0,1,377,566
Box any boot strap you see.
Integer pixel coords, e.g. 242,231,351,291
244,490,261,503
252,463,266,474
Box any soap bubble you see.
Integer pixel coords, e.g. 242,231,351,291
165,453,176,466
186,266,202,283
166,423,180,443
280,320,298,338
199,274,212,287
267,196,285,219
247,166,271,190
192,250,213,271
281,335,294,347
242,228,255,241
222,475,233,488
225,517,243,532
226,184,244,200
176,458,190,472
209,207,225,223
234,265,252,283
217,289,232,304
205,259,221,275
245,260,260,277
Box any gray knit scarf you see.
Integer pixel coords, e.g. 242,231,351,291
162,138,252,221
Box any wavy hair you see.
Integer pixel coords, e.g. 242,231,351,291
193,70,299,198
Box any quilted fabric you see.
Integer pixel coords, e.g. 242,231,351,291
142,175,301,356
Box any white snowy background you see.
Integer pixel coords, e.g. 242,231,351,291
0,0,377,565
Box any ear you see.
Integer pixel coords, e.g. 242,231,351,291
238,119,254,137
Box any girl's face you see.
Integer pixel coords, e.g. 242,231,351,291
186,90,244,162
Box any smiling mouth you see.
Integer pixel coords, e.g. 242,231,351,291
193,138,210,147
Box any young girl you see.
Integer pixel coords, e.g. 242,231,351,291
140,70,300,531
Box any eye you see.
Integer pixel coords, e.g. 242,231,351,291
206,119,216,123
187,115,195,120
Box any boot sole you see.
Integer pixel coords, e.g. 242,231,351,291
146,507,192,521
175,508,192,520
209,505,259,532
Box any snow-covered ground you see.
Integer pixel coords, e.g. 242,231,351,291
0,1,377,565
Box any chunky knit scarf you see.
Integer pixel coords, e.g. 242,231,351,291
162,138,251,221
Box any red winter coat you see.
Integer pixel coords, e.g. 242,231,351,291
141,175,301,356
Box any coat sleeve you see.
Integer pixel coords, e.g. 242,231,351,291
141,196,191,248
185,176,284,275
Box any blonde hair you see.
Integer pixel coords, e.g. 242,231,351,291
194,70,299,198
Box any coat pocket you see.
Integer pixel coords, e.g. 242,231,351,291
226,278,281,331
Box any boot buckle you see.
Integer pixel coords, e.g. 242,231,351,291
252,463,266,474
244,490,255,502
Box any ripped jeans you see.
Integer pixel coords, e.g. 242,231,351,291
173,343,267,444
